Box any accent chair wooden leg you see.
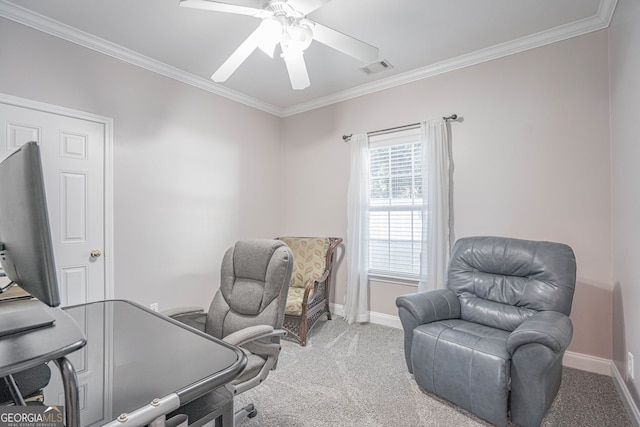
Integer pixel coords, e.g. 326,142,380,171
300,315,308,346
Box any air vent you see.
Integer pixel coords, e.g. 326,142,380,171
359,60,394,75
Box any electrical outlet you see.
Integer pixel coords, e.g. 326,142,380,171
150,302,159,312
628,352,635,380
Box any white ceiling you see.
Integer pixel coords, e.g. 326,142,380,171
0,0,617,116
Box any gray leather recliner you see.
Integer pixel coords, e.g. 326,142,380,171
396,236,576,427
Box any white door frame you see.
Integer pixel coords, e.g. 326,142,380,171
0,93,115,300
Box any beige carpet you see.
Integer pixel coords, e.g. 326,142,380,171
235,317,632,427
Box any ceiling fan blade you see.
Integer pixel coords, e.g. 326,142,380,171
179,0,266,17
312,23,379,64
287,0,333,15
212,24,265,82
283,51,310,90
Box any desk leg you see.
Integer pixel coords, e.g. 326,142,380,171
219,405,233,427
54,357,80,427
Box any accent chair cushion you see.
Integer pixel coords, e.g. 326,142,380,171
285,287,306,316
279,237,330,289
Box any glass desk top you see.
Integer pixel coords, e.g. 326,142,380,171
44,300,245,427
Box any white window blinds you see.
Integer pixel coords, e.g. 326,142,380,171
368,128,422,278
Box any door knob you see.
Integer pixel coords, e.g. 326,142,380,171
90,249,102,258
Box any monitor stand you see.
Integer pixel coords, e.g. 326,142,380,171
0,302,55,338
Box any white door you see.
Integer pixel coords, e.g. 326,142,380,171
0,102,106,305
1,97,112,422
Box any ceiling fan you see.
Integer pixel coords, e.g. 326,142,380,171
179,0,380,90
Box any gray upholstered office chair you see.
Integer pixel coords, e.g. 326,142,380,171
165,239,293,425
396,236,576,427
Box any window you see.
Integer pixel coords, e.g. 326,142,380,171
368,128,422,279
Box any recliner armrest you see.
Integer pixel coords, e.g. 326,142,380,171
395,289,461,326
395,289,461,374
506,311,573,355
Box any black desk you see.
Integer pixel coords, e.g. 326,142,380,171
0,299,86,426
48,300,246,427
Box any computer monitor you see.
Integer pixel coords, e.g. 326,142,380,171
0,141,60,335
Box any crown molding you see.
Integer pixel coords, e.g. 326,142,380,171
598,0,619,26
0,0,617,118
281,0,619,117
0,0,283,116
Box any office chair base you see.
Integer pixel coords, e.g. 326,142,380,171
234,403,257,425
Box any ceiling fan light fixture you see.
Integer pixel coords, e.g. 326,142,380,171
286,22,314,52
256,18,283,58
185,0,380,91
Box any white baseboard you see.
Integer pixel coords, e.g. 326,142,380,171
561,351,640,422
563,350,611,375
329,303,640,424
331,303,402,329
611,361,640,426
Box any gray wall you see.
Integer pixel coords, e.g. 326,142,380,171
609,0,640,411
281,30,613,359
0,17,284,311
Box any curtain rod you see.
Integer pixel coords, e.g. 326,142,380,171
342,114,458,142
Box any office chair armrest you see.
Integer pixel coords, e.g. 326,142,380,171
228,328,288,396
223,325,286,347
161,306,205,318
163,307,207,332
506,311,573,355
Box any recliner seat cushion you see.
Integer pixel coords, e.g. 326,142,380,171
412,319,511,427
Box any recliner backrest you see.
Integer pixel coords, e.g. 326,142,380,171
205,239,293,339
447,236,576,331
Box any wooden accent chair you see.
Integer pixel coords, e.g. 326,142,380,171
276,237,342,346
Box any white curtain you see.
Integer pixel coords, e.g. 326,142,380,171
419,120,452,292
344,133,370,324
